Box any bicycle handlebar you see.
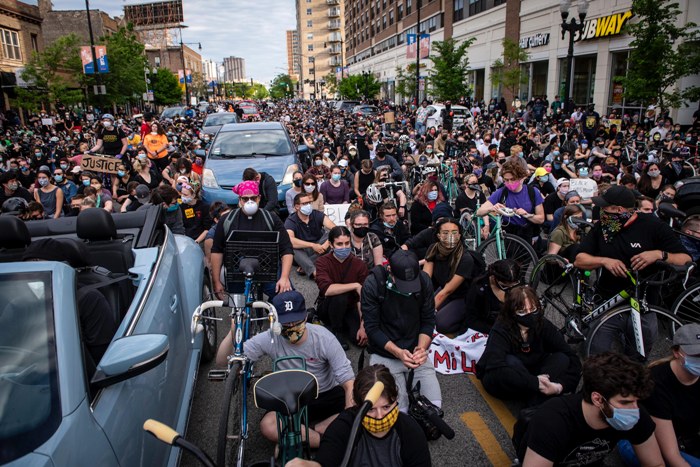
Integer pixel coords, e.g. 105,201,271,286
340,381,385,467
639,261,696,287
190,300,224,344
144,419,178,445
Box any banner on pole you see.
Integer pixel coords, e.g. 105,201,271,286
406,34,417,59
81,46,108,74
419,34,430,59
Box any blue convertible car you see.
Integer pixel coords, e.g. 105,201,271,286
0,207,216,466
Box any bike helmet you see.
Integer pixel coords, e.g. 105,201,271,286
422,166,437,175
101,113,115,121
366,184,383,204
2,197,28,216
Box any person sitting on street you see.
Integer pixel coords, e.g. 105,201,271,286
370,201,410,259
285,192,336,279
463,259,521,335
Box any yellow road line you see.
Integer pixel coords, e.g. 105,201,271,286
461,412,512,467
468,374,516,437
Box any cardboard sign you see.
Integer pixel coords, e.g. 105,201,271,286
570,178,598,200
384,111,395,124
81,154,121,174
430,329,488,375
324,203,351,226
41,118,53,126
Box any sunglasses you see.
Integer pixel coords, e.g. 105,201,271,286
240,196,258,202
303,183,316,187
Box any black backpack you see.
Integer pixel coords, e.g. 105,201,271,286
499,183,538,214
221,207,274,238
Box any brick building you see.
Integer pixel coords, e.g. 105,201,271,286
42,6,120,47
286,29,300,82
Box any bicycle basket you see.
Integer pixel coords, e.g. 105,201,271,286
225,230,280,283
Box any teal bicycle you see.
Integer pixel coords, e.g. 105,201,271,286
439,159,461,206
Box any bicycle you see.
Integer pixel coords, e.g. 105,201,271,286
529,254,693,359
439,159,461,206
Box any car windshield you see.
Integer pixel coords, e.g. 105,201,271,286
0,271,60,464
241,107,258,115
452,108,468,117
204,114,238,126
209,129,292,158
161,107,184,118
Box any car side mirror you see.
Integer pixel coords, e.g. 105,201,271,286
91,334,169,390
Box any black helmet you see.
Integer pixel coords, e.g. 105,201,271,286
2,197,28,216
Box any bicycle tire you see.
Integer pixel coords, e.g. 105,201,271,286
683,161,697,177
217,363,244,467
671,281,700,324
529,255,577,332
585,306,683,361
477,233,538,283
201,273,218,362
459,211,479,251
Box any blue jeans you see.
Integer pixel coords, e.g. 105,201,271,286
618,439,700,466
416,121,426,136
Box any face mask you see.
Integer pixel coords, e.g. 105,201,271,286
304,184,316,194
349,150,357,156
82,179,90,186
554,163,562,170
54,175,63,183
102,121,112,128
473,168,483,177
314,159,322,166
426,149,433,154
552,151,560,157
592,170,603,178
439,233,460,249
648,170,660,178
242,200,258,216
181,196,193,204
518,152,524,158
281,321,306,344
579,169,589,177
323,153,330,158
539,176,549,183
563,159,570,165
362,403,399,433
505,180,522,191
60,164,68,170
91,184,101,191
602,399,640,431
545,167,552,173
38,178,49,187
180,168,187,174
427,190,438,201
300,204,313,216
515,310,539,328
117,170,126,177
20,166,28,172
581,144,588,149
383,221,396,229
293,179,303,187
567,216,580,230
334,247,352,260
34,152,42,158
331,174,341,182
600,210,633,243
683,354,700,377
7,182,18,191
166,203,179,213
353,226,369,238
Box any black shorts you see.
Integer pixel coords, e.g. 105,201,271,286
306,385,346,425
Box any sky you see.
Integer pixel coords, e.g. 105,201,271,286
38,0,297,84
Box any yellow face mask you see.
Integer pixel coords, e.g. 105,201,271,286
362,403,399,433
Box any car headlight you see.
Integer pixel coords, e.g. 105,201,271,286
202,168,220,189
281,163,299,186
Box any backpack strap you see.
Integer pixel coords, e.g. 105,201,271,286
500,184,538,213
222,209,241,239
260,209,274,231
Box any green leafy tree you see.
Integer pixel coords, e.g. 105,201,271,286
395,63,418,103
490,38,530,100
337,73,381,100
190,72,209,101
16,34,85,111
150,68,182,106
253,84,269,100
98,26,148,105
617,0,700,110
323,72,338,95
428,37,475,102
269,74,295,99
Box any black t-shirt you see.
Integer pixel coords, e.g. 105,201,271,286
284,210,326,243
521,393,656,466
98,126,126,155
642,361,700,439
543,192,565,217
429,248,474,298
577,213,688,298
180,200,212,241
0,185,33,206
314,408,431,467
455,190,486,215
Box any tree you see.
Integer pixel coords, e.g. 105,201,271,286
490,38,530,100
428,37,475,102
323,72,338,95
395,63,418,103
16,34,85,111
617,0,700,110
150,68,182,106
269,74,295,99
252,85,269,100
337,73,381,100
190,72,209,101
98,26,148,105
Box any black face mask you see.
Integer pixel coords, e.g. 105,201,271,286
293,179,303,187
353,227,369,238
515,311,540,328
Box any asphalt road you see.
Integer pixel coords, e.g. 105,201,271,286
181,270,622,467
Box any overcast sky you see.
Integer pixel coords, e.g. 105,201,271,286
37,0,296,83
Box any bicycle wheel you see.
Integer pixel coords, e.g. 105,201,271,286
217,364,244,467
529,255,577,332
585,306,683,361
201,273,218,362
683,161,697,177
478,233,538,283
459,212,479,251
671,281,700,324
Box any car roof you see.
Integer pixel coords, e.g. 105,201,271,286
429,104,468,110
219,121,285,132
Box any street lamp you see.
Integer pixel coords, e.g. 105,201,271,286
179,27,202,106
560,0,589,115
361,70,370,101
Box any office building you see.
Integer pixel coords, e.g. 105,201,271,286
295,0,345,99
286,29,301,81
223,56,246,82
344,0,700,124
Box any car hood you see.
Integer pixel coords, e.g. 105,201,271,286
205,156,293,187
201,125,222,136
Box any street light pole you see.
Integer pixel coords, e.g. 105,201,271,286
85,0,102,107
560,0,588,116
414,0,421,106
178,28,189,106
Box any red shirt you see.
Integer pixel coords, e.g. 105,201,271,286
315,253,369,308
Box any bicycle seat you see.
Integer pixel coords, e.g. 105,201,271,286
253,369,318,416
239,257,260,275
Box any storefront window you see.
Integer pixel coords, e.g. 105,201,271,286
519,61,548,102
572,55,596,107
608,50,645,120
474,69,485,101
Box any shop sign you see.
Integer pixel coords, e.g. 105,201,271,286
574,10,633,42
519,33,550,49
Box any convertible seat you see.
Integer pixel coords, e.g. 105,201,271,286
253,369,318,416
77,208,134,274
0,216,30,263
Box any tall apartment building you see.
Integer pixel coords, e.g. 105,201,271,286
223,56,246,82
295,0,345,99
202,58,218,82
286,29,301,81
344,0,700,124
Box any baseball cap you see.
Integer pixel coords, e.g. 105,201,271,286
592,185,636,209
272,290,307,324
388,250,421,294
135,184,150,203
673,323,700,355
534,167,548,177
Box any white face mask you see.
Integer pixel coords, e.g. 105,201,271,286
304,184,316,194
242,200,258,216
102,121,112,128
300,204,313,216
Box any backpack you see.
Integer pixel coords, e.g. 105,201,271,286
368,265,422,304
499,183,538,214
221,207,274,238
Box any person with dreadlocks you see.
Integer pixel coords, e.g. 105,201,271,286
423,217,483,334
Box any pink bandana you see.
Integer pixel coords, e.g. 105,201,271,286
233,180,259,196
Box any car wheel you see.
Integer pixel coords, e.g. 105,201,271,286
200,271,218,362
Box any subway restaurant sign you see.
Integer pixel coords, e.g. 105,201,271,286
574,10,633,42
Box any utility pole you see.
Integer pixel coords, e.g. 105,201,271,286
85,0,102,108
414,0,421,106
